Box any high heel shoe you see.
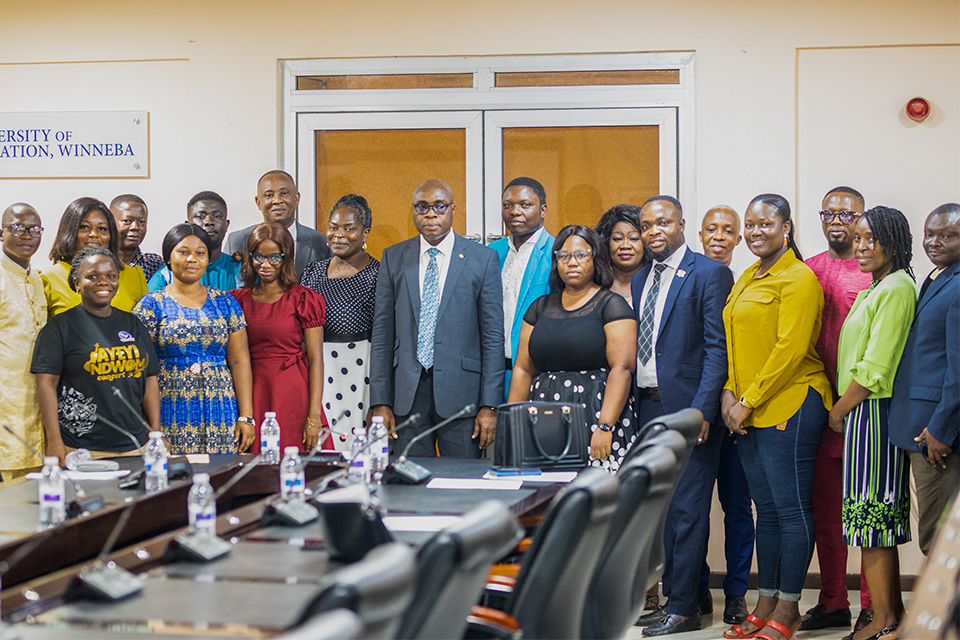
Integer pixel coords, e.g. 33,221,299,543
840,621,898,640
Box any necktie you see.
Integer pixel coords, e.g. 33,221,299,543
637,263,667,365
417,247,441,369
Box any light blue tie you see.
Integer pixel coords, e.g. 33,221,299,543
417,247,441,369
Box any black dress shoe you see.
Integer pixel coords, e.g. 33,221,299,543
800,603,852,630
642,612,703,637
854,608,874,633
635,602,669,626
723,595,748,625
698,589,714,614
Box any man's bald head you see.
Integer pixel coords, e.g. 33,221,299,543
413,178,453,202
412,178,456,245
2,202,38,226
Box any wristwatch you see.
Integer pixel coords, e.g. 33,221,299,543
237,416,255,426
597,422,614,432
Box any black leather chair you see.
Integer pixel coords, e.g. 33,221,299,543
294,542,417,640
277,608,365,640
472,467,620,640
625,407,703,467
581,443,681,639
396,500,522,639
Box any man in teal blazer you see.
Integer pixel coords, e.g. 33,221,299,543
489,177,555,400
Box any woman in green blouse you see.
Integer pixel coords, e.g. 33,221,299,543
831,206,916,640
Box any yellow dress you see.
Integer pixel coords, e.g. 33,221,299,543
0,256,48,473
39,260,148,317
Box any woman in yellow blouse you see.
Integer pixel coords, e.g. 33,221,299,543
721,194,832,640
39,197,148,317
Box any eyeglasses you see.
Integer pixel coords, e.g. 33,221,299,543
251,252,284,266
819,210,859,225
413,202,452,215
555,249,593,264
3,224,44,238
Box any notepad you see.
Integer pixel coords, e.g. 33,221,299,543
26,469,131,481
185,454,210,464
425,477,522,491
382,515,462,532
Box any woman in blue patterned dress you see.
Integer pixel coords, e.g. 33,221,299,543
134,223,255,455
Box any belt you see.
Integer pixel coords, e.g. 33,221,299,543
638,387,660,402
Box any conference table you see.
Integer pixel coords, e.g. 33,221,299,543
0,456,562,639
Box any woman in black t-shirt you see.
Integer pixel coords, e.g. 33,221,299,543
508,225,638,471
32,247,161,466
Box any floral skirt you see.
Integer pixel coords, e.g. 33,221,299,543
529,368,637,472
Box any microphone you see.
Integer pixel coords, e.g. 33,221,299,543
386,404,476,484
1,525,61,629
2,425,105,518
93,413,150,490
111,387,192,482
67,500,143,601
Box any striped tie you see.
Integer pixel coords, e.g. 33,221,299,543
637,263,667,365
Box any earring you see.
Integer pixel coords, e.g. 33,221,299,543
783,235,788,246
362,242,367,250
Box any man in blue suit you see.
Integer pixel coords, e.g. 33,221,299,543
489,177,554,399
370,179,504,458
889,203,959,555
633,196,733,636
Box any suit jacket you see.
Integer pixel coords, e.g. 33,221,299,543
889,261,959,449
369,233,505,418
225,221,330,277
630,247,733,420
490,230,555,397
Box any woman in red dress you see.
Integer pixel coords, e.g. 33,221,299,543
230,222,326,452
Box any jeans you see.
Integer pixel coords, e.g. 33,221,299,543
736,387,826,602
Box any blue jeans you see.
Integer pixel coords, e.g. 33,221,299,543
736,387,825,602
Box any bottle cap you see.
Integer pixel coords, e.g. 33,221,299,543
193,473,210,483
148,431,163,439
284,446,299,455
264,411,277,418
44,456,59,465
372,416,385,424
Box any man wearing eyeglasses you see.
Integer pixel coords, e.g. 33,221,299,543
147,191,242,292
370,178,504,458
225,170,330,277
633,196,733,636
0,203,48,482
801,186,874,633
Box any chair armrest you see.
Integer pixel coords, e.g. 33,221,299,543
488,563,520,578
464,606,520,639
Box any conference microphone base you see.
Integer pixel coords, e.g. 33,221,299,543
164,531,232,563
68,564,143,601
383,459,433,484
0,622,21,640
67,494,106,518
261,499,319,527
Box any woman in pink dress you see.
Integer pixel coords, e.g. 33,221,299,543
230,222,326,452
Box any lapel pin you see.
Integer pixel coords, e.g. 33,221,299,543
458,253,464,259
677,269,686,278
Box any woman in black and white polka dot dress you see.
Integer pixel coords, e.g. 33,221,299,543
300,195,379,452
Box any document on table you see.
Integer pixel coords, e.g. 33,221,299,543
425,477,522,491
482,470,578,483
185,454,210,464
26,469,131,481
382,515,462,532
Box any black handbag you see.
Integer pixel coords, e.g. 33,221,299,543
493,401,590,472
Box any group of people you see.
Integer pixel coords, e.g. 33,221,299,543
0,169,956,640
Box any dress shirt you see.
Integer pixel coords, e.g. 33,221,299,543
418,231,456,301
636,243,687,388
502,226,545,358
287,220,298,244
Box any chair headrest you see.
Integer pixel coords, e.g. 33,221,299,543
618,444,678,494
563,467,620,522
446,500,522,571
321,542,417,621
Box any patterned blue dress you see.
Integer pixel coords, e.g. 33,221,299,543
134,288,246,455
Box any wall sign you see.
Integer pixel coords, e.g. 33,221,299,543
0,111,149,179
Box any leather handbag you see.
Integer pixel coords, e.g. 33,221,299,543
493,401,590,472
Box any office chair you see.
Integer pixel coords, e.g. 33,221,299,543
294,542,416,640
276,608,365,640
581,443,681,639
396,500,522,639
468,467,620,640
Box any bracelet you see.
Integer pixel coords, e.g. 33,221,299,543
237,416,255,426
306,418,324,430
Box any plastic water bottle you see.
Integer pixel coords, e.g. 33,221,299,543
38,456,66,529
347,426,370,485
280,446,305,503
369,416,389,483
187,473,217,538
260,412,281,464
144,432,169,493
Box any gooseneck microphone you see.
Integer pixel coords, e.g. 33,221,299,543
67,500,143,601
387,404,476,484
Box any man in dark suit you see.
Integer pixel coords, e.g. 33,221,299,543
489,177,554,399
224,170,330,276
889,202,959,555
632,195,733,636
369,178,504,458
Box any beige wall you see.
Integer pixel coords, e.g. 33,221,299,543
3,0,957,578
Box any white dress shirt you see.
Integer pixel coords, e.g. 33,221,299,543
636,243,688,388
286,220,298,244
501,226,545,358
418,231,456,301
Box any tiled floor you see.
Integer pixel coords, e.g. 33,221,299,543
623,590,908,640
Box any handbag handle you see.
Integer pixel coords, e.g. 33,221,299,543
528,405,574,461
